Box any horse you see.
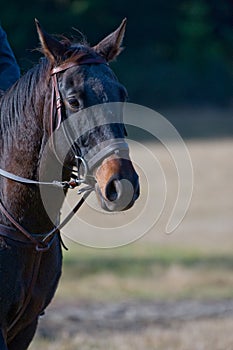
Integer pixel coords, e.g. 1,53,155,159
0,19,139,349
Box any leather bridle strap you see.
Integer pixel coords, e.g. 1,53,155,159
0,199,41,247
49,56,107,133
48,56,108,166
0,168,67,187
0,189,92,251
0,166,90,189
51,57,107,75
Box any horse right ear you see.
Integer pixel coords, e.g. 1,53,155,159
93,18,127,61
35,19,67,64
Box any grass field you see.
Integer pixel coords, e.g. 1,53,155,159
55,243,233,302
29,136,233,350
31,318,233,350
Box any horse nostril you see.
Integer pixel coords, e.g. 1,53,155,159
105,179,122,202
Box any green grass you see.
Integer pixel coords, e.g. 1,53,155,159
63,242,233,274
56,241,233,301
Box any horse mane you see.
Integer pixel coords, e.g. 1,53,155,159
0,59,50,147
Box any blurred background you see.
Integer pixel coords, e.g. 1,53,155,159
1,0,232,111
1,1,233,349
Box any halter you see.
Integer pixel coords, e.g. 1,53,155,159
0,54,129,251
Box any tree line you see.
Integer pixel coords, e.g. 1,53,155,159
1,0,232,107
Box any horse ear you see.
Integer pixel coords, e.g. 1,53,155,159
35,19,67,64
93,18,127,61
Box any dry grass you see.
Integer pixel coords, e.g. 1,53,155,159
30,318,233,350
143,137,233,253
55,244,233,301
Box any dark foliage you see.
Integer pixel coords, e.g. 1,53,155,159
1,0,232,108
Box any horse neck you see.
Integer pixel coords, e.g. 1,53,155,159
0,65,65,233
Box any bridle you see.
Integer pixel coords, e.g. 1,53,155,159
0,53,129,251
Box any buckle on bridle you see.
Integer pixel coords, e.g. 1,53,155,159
35,241,51,252
74,155,88,184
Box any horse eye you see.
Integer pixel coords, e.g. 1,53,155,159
67,97,80,110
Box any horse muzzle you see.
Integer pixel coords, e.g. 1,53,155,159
95,175,140,212
93,149,140,212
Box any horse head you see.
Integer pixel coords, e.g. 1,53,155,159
36,20,139,212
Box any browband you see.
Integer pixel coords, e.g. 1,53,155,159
51,56,108,75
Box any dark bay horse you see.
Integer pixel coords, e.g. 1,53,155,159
0,20,139,349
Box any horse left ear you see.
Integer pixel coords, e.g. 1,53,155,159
93,18,127,61
35,19,67,64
